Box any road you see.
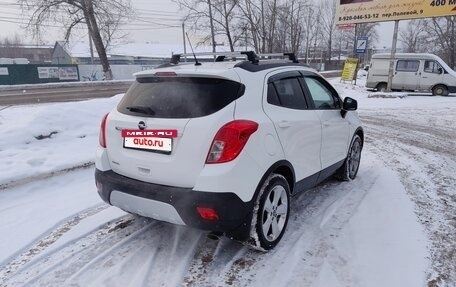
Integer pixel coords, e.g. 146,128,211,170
360,108,456,286
0,82,131,105
0,156,426,287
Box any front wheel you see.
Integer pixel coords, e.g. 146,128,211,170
336,134,363,181
432,85,448,96
250,174,290,250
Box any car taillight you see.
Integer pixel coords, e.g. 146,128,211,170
99,113,109,148
206,120,258,164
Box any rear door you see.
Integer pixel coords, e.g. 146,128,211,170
262,71,322,183
300,75,350,170
106,75,243,187
393,59,421,90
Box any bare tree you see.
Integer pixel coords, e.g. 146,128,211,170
21,0,134,80
0,34,23,58
399,20,427,53
301,4,320,63
176,0,238,51
272,0,307,53
319,0,336,62
237,0,264,52
425,16,456,69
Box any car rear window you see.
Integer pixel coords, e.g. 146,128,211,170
117,77,244,118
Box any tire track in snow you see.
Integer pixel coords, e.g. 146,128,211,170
3,215,142,286
183,237,249,287
5,216,205,287
241,171,378,287
361,111,456,286
181,167,379,287
0,203,107,278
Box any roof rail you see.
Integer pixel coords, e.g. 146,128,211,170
257,53,299,63
169,51,298,65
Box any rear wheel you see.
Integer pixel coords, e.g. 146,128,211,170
336,134,362,181
376,82,387,92
432,85,448,96
250,174,290,250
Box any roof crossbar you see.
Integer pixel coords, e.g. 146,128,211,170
169,51,298,65
169,51,259,65
257,53,299,63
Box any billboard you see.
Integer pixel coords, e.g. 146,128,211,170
336,0,456,25
341,58,359,81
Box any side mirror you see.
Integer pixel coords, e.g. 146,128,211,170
341,97,357,118
438,67,443,74
343,97,357,111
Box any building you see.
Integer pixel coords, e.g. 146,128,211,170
52,41,235,66
0,44,53,64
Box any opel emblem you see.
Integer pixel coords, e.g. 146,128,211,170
138,121,146,130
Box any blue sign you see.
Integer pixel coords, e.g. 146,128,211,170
356,36,368,54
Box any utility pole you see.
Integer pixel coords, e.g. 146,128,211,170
208,0,216,53
387,20,399,92
182,22,187,62
353,24,358,85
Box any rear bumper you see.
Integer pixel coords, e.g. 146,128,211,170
95,169,254,240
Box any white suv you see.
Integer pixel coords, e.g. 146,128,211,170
95,52,363,250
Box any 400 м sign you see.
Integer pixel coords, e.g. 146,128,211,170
336,0,456,25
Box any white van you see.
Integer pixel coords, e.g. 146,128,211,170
366,53,456,96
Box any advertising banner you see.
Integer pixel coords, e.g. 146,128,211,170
341,58,359,81
38,67,59,79
0,67,8,76
336,0,456,25
58,67,79,80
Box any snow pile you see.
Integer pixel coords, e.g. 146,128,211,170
0,95,122,186
368,92,408,98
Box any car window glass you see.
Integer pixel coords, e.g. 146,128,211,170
424,61,442,74
271,78,307,109
118,77,242,118
304,77,338,109
396,60,420,72
267,83,281,106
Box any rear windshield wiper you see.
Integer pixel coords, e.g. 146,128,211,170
125,106,156,115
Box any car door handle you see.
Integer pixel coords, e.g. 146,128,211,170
278,121,291,128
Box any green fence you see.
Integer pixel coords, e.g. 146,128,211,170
0,64,79,85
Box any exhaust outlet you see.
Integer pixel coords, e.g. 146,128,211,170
207,231,223,240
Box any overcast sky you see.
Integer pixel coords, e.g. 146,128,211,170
0,0,186,45
0,0,400,49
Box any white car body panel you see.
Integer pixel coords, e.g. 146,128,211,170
106,102,235,188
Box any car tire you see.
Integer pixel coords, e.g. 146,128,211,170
249,174,290,250
432,85,448,96
336,134,362,181
376,82,387,92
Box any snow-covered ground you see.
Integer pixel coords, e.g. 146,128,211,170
0,76,455,286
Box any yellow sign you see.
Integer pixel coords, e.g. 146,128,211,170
341,58,359,81
336,0,456,25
